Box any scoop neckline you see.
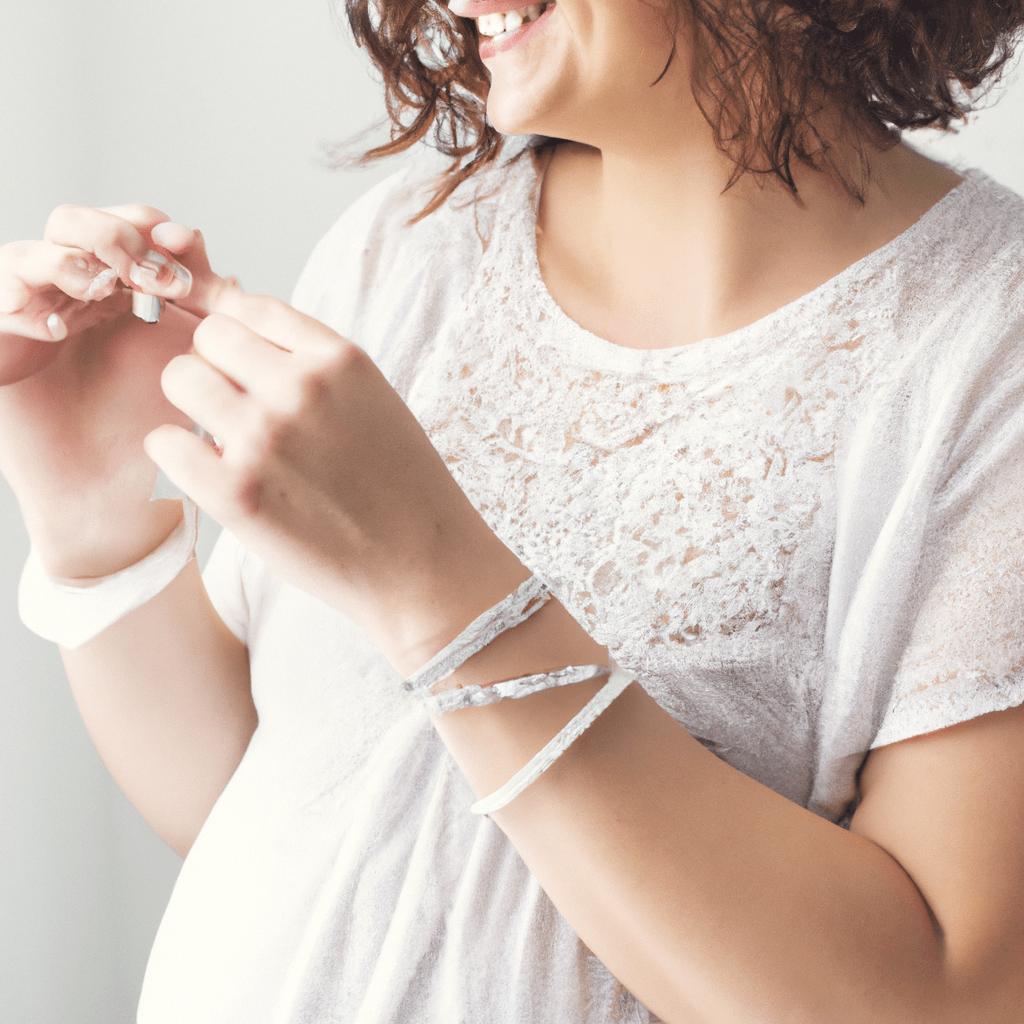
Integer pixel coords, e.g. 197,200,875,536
518,149,982,373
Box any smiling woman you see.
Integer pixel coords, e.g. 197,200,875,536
2,1,1024,1023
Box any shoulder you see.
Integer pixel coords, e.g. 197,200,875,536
872,173,1024,426
920,171,1024,325
290,141,541,367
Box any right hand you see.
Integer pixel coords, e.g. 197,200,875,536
0,204,235,579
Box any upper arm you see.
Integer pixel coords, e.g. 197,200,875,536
850,702,1024,1013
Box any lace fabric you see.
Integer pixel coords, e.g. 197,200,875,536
394,149,1024,818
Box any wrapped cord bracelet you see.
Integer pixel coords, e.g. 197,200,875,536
423,662,611,717
470,662,635,816
404,575,552,695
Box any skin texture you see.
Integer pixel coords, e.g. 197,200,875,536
1,0,1022,1018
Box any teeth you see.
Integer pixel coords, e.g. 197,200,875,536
477,12,506,35
477,3,545,39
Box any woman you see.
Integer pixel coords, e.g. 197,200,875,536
1,0,1022,1020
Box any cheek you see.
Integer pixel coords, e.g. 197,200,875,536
483,31,582,135
482,2,678,139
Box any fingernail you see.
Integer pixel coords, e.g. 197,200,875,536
129,263,157,288
140,249,169,272
170,263,192,289
85,267,119,301
47,312,67,340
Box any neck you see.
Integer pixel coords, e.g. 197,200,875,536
536,118,961,349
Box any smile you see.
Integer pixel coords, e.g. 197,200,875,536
477,3,550,41
450,0,557,59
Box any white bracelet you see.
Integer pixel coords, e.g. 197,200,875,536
404,575,552,694
423,663,609,717
470,662,635,816
18,496,199,650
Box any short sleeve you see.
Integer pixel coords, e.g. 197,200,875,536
872,323,1024,747
202,528,250,645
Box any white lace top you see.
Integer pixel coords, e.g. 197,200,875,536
137,145,1024,1024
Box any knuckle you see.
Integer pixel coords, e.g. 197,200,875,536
273,384,302,420
227,437,276,517
236,407,284,463
232,472,263,518
276,364,331,420
45,203,77,230
44,204,89,241
8,240,33,260
213,464,261,522
330,337,370,379
96,224,128,254
128,204,168,224
297,368,331,411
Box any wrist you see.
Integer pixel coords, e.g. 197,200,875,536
356,512,531,676
25,497,189,582
374,567,605,694
19,497,199,649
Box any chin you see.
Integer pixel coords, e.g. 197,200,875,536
484,83,577,140
485,95,545,137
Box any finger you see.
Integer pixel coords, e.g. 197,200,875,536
161,351,250,442
144,423,232,520
45,205,192,300
0,305,69,343
101,208,195,297
0,240,120,313
97,202,172,227
149,221,198,255
149,225,238,318
192,312,292,395
209,290,345,356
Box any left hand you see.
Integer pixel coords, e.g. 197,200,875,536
144,290,528,670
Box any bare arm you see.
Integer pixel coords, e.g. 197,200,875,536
429,591,1024,1024
1,204,255,857
61,558,254,858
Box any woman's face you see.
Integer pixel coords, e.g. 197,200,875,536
449,0,683,147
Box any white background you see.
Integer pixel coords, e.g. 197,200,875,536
0,2,1021,1020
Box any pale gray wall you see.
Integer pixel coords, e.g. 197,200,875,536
0,3,1022,1021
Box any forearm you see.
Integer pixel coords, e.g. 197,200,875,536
431,599,953,1024
62,558,254,857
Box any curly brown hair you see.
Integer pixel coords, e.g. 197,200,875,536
343,0,1024,215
